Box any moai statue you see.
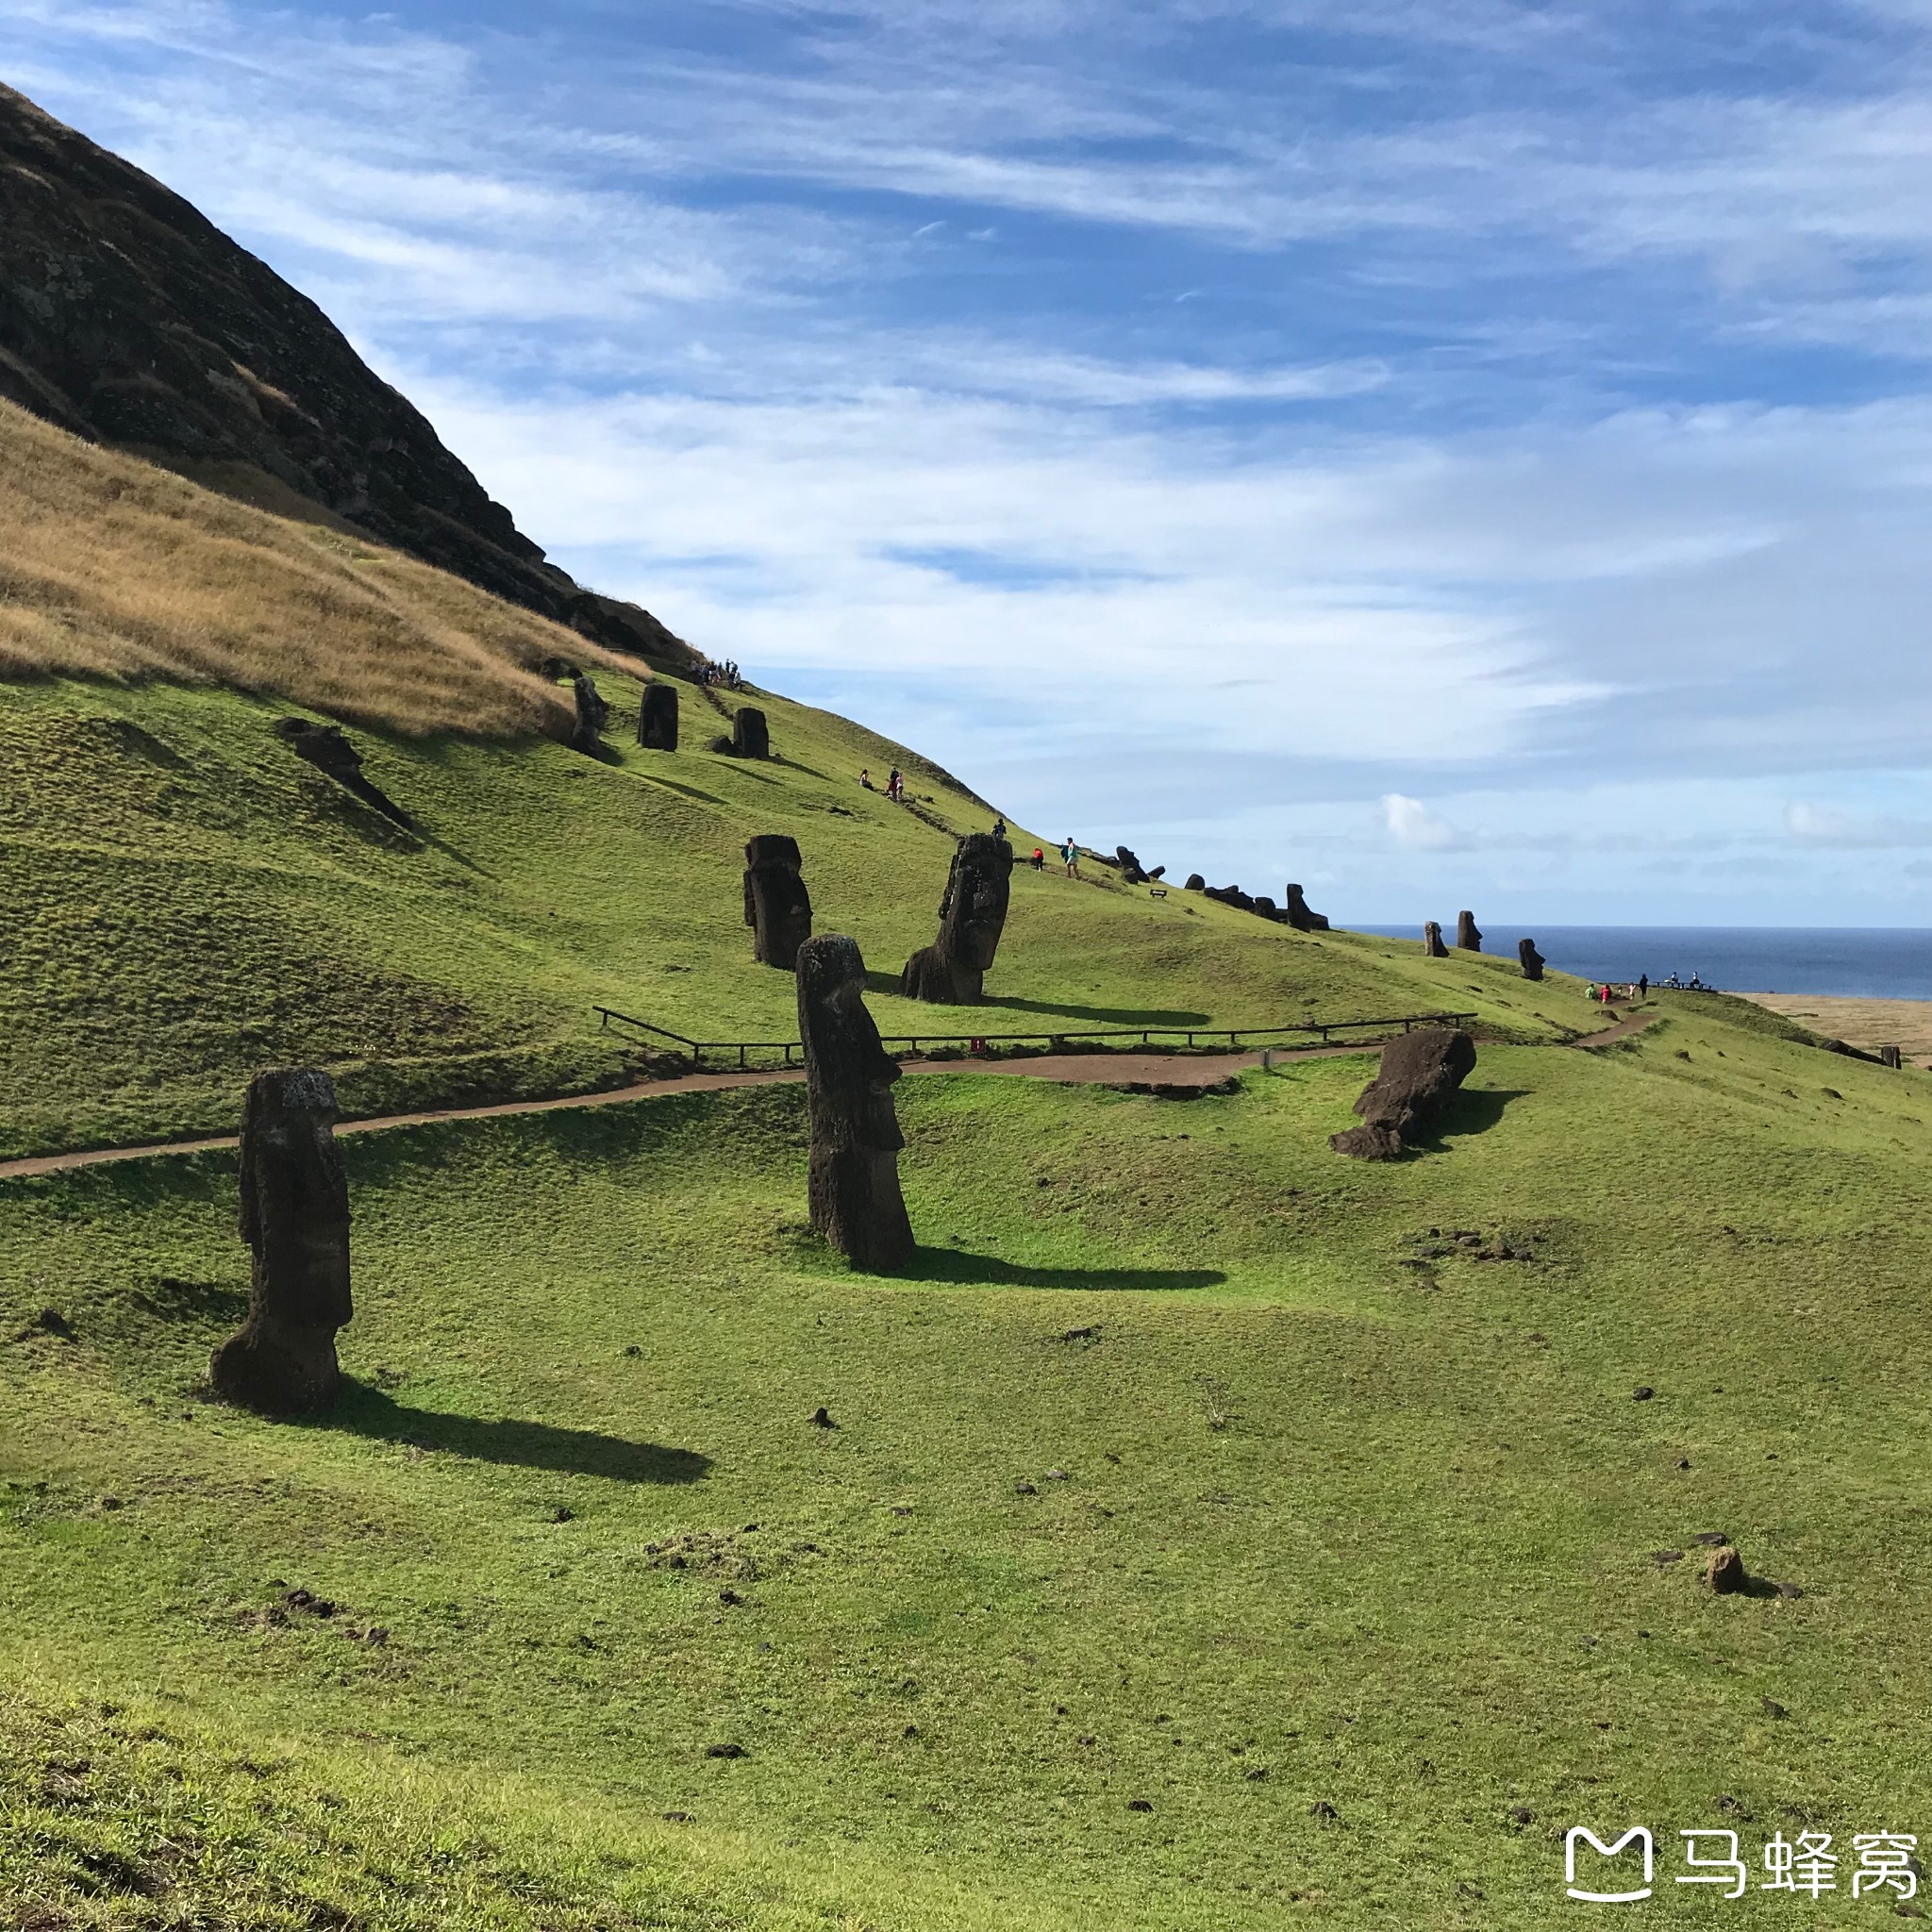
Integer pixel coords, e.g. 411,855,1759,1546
743,834,812,970
900,832,1014,1004
1518,937,1546,981
1183,874,1206,891
571,675,610,754
210,1069,353,1414
732,707,769,758
1457,909,1482,952
796,935,915,1272
1282,884,1331,932
1424,921,1449,958
1330,1028,1476,1160
638,682,679,751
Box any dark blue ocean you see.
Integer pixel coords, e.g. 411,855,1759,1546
1355,926,1932,999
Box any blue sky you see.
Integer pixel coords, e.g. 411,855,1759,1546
9,0,1932,923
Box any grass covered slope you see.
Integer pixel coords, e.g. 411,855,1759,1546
0,427,1604,1157
5,999,1932,1926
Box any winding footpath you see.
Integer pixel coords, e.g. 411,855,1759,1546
0,1013,1655,1184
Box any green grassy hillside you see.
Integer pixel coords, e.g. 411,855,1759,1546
0,664,1597,1159
7,999,1932,1926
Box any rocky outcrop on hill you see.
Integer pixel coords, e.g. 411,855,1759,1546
0,82,690,665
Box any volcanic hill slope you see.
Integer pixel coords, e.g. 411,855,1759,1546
8,79,1932,1932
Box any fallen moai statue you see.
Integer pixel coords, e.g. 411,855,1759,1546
274,718,411,827
711,706,770,758
1204,883,1257,911
210,1068,353,1414
1424,921,1448,958
797,934,915,1272
743,834,812,969
1282,884,1330,932
1114,844,1150,884
1251,894,1280,920
1184,874,1206,891
1457,910,1482,952
1330,1027,1477,1159
1518,937,1545,981
638,681,679,751
901,832,1013,1004
571,675,610,754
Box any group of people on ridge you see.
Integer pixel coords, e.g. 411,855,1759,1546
858,768,907,803
696,658,743,690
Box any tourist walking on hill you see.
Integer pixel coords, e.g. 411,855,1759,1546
1639,974,1648,997
887,768,904,803
1031,846,1045,871
1061,838,1080,878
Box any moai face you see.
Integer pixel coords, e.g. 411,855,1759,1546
744,835,812,969
937,834,1013,974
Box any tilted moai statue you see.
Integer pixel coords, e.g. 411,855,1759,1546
571,675,610,754
732,707,769,758
796,935,915,1272
1457,910,1482,952
1518,937,1545,981
1424,921,1449,958
1330,1027,1477,1160
1281,884,1331,932
900,832,1014,1004
638,682,679,751
210,1069,353,1414
743,834,813,970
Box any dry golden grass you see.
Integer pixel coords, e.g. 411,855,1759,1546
0,398,647,738
1742,991,1932,1066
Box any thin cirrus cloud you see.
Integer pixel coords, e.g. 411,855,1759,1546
8,0,1932,919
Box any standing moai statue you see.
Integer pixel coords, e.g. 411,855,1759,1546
1424,921,1448,958
796,935,915,1272
1518,937,1545,981
1282,884,1331,932
899,832,1014,1004
1457,910,1482,952
731,707,769,758
210,1069,353,1415
1882,1043,1904,1069
638,682,679,751
743,834,813,970
571,675,610,754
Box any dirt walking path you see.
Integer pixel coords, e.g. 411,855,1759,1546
0,1017,1650,1184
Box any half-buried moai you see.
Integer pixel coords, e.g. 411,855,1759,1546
730,707,769,758
743,834,812,970
900,832,1014,1004
1518,937,1545,981
797,934,915,1272
1282,884,1330,933
638,681,679,751
1457,909,1482,952
1330,1027,1476,1160
571,675,610,754
210,1069,352,1414
1424,921,1448,958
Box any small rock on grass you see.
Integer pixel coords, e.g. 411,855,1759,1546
1126,1798,1153,1812
809,1407,835,1429
1014,1480,1038,1495
1707,1545,1747,1593
1633,1386,1656,1401
705,1742,746,1759
1309,1801,1339,1823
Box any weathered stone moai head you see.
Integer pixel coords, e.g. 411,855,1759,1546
1282,884,1331,933
638,682,679,751
1184,874,1206,891
743,834,813,970
1456,909,1482,952
796,935,915,1272
900,833,1013,1004
571,675,610,754
1424,921,1448,958
210,1068,352,1414
1518,937,1545,981
1114,844,1150,884
1330,1027,1476,1160
732,707,769,758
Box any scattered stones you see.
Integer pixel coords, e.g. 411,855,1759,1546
1424,921,1448,958
1126,1798,1154,1812
210,1069,352,1416
1633,1386,1655,1401
1056,1324,1100,1343
1244,1766,1270,1781
1281,884,1330,931
1651,1550,1684,1565
1692,1531,1730,1547
550,1507,575,1523
1014,1480,1038,1495
705,1742,747,1759
900,833,1013,1005
1776,1581,1804,1600
570,675,610,754
1330,1027,1476,1159
1761,1698,1789,1719
1518,937,1545,981
1457,910,1482,952
1706,1545,1747,1593
1043,1468,1070,1482
743,834,813,971
637,681,679,750
1507,1806,1534,1826
32,1307,72,1338
1309,1801,1340,1822
809,1406,836,1428
797,935,915,1272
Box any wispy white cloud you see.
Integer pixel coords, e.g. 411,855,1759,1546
1381,793,1466,851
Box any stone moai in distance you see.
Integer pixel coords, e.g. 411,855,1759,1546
571,675,610,754
900,832,1014,1005
1457,909,1482,952
1424,921,1448,958
743,834,813,971
1282,884,1330,933
796,934,915,1273
732,707,769,758
209,1068,353,1415
638,681,679,751
1518,937,1546,981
